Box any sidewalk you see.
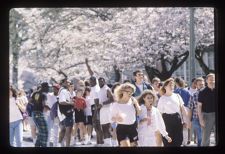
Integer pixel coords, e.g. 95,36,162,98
22,129,216,147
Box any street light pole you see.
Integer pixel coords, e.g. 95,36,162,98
189,7,196,85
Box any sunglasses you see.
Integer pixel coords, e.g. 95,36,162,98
123,90,134,95
136,73,144,76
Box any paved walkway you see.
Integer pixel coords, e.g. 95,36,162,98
21,129,216,147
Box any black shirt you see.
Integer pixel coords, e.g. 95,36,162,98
31,91,47,112
198,86,215,113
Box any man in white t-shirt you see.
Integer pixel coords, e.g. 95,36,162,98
89,76,104,145
98,77,114,146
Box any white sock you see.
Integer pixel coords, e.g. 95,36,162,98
84,134,87,140
88,135,91,142
33,138,36,145
104,138,112,146
112,139,118,146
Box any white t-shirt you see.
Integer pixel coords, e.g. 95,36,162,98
110,99,136,125
157,93,184,115
99,85,111,124
58,87,72,121
84,96,92,116
10,97,23,123
138,105,168,137
58,87,72,104
90,85,100,106
46,92,57,109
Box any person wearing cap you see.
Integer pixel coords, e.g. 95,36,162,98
58,79,74,147
46,83,60,147
30,82,50,147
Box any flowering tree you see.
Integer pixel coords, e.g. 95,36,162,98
10,7,214,89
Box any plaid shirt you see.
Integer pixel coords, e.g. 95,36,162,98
188,90,200,120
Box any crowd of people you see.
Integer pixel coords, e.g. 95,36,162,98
9,66,216,147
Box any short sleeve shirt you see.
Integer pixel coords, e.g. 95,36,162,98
198,87,215,113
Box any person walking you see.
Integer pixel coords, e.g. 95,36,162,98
98,77,114,146
137,90,172,146
83,86,93,145
131,70,153,98
73,89,87,145
9,86,25,147
58,79,74,147
157,78,189,147
174,77,191,146
188,77,205,146
31,82,50,147
110,83,141,147
198,73,216,146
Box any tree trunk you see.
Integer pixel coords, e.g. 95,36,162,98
145,51,189,82
10,9,21,88
113,65,121,82
195,44,215,75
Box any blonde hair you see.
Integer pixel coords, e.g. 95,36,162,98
114,83,136,102
159,78,174,96
137,90,157,106
195,77,204,83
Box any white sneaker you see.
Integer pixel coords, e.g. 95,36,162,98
60,142,65,147
81,141,85,145
73,138,77,145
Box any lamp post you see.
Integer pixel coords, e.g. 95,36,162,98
189,7,196,85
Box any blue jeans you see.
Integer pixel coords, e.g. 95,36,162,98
192,118,202,146
10,119,23,147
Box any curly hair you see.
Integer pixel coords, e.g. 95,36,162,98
114,83,136,102
137,90,157,106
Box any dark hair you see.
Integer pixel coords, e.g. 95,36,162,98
98,77,105,82
159,78,174,96
191,78,196,83
123,79,131,83
84,80,90,87
174,77,185,88
133,69,143,76
90,76,96,81
10,85,18,98
137,90,157,106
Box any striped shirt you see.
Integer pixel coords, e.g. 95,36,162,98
188,90,200,120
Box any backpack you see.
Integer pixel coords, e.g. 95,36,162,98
58,88,74,117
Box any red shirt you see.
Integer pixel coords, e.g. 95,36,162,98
73,97,86,110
